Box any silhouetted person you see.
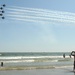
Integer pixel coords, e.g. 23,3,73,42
63,53,65,58
1,62,3,67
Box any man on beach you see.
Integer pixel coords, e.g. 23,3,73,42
63,53,65,58
1,62,3,67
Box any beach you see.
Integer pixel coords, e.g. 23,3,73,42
0,67,74,75
0,52,74,75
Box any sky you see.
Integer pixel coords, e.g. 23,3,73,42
0,0,75,52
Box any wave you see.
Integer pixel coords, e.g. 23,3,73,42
0,55,73,64
0,59,58,63
2,60,35,63
0,55,73,60
0,58,73,64
55,65,73,69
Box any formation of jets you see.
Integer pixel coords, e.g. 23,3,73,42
0,4,6,19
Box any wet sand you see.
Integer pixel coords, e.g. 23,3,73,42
0,67,74,75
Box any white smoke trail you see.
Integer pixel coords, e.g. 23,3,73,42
7,8,75,19
10,17,45,23
8,6,75,16
7,14,75,24
5,6,75,24
7,10,74,20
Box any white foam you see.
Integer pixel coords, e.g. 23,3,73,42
55,65,73,69
51,60,58,62
2,59,35,63
0,56,73,60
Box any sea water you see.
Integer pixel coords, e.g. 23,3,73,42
0,52,74,69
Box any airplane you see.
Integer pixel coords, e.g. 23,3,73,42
2,17,5,19
0,11,4,13
2,4,6,7
0,7,3,10
2,11,4,13
0,16,5,19
0,4,6,9
0,14,3,16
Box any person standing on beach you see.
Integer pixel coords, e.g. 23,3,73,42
63,53,65,58
1,62,3,67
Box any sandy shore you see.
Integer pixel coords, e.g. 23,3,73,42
0,67,74,75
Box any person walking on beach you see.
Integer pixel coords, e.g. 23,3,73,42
1,62,3,67
63,53,65,58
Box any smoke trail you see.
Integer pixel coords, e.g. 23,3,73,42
5,6,75,24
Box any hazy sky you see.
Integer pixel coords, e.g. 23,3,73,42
0,0,75,52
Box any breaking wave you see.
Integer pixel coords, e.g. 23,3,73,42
0,55,73,59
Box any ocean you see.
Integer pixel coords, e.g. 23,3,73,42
0,52,74,70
